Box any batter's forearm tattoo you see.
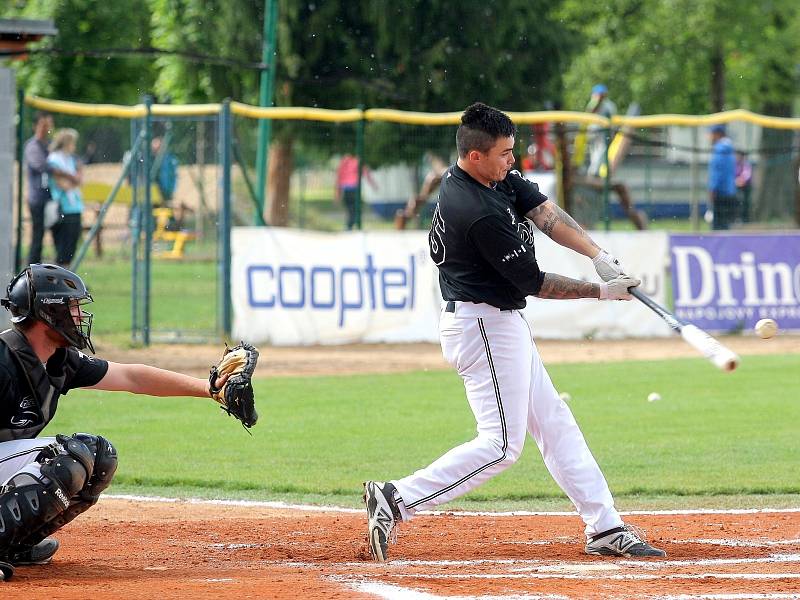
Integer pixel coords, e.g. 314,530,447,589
536,273,600,300
527,202,599,250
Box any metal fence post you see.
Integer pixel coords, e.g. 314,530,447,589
355,107,365,229
602,125,611,231
219,100,233,338
690,127,700,231
14,88,24,272
142,95,153,346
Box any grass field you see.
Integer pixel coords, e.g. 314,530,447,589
43,353,800,511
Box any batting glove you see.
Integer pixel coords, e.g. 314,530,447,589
592,249,627,282
599,274,641,301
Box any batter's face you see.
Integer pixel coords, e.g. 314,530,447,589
468,136,516,186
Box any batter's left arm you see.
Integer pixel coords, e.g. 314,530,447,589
526,200,600,259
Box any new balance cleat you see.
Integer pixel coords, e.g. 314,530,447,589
363,481,402,561
9,538,60,565
585,524,666,557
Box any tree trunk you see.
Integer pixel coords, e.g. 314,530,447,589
710,46,725,112
754,103,797,222
266,139,294,226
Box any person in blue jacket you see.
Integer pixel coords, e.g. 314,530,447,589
707,124,737,230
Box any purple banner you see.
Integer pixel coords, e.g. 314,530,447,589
670,233,800,332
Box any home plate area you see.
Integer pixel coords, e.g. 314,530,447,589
10,499,800,600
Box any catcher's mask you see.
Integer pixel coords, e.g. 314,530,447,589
1,264,95,353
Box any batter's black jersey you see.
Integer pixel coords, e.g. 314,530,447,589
0,338,108,437
428,166,548,310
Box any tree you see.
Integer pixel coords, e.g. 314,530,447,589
148,0,574,226
8,0,154,104
559,0,800,223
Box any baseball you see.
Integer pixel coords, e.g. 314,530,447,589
754,318,778,339
647,392,661,403
559,391,572,402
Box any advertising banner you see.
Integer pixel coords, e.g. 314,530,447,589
232,228,441,345
232,228,671,345
670,233,800,332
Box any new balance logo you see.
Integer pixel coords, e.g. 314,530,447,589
609,534,635,552
376,508,392,532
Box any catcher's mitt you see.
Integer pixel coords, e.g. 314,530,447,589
209,342,259,430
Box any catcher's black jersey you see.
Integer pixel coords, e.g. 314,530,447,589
428,166,548,310
0,334,108,438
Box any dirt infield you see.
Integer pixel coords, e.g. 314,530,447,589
97,334,800,378
7,498,800,599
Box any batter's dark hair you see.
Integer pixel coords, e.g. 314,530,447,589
456,103,517,158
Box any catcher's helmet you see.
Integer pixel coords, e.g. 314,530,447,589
1,264,95,353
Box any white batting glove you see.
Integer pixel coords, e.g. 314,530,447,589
599,274,641,301
592,249,627,282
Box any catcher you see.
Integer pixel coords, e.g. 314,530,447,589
0,264,258,581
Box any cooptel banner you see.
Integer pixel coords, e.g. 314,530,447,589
670,233,800,333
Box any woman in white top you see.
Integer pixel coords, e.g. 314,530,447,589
47,129,84,266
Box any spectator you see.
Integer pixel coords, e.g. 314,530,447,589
335,154,375,230
735,150,753,223
151,136,179,206
585,84,617,176
23,112,78,264
707,125,737,230
47,129,84,267
81,140,98,165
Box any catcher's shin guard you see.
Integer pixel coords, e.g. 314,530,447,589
0,435,94,557
22,434,118,546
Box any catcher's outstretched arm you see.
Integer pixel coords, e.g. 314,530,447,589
90,361,211,397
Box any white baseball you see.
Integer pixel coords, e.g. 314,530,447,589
754,318,778,339
559,392,572,402
647,392,661,403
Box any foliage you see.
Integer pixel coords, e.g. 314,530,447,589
558,0,800,114
6,0,155,103
148,0,262,104
365,0,572,112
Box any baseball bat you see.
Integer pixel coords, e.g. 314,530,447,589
630,287,740,372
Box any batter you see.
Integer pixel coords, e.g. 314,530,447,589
364,103,665,561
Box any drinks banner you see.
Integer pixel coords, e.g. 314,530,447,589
670,233,800,332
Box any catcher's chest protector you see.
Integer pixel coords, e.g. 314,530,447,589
0,329,74,441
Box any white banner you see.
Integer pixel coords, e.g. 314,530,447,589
231,228,441,345
232,228,671,345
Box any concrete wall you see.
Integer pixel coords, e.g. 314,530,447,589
0,69,15,328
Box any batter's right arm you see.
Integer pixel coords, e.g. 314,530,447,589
536,273,640,301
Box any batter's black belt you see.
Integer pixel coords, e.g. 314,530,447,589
444,301,513,313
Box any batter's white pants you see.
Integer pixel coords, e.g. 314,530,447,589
392,302,622,536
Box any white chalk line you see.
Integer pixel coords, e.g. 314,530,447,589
105,494,800,518
376,572,800,581
348,581,567,600
654,595,800,600
347,581,800,600
680,538,800,548
615,553,800,569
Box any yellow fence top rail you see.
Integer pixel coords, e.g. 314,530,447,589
21,96,800,129
26,95,146,118
614,109,800,130
230,102,364,122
